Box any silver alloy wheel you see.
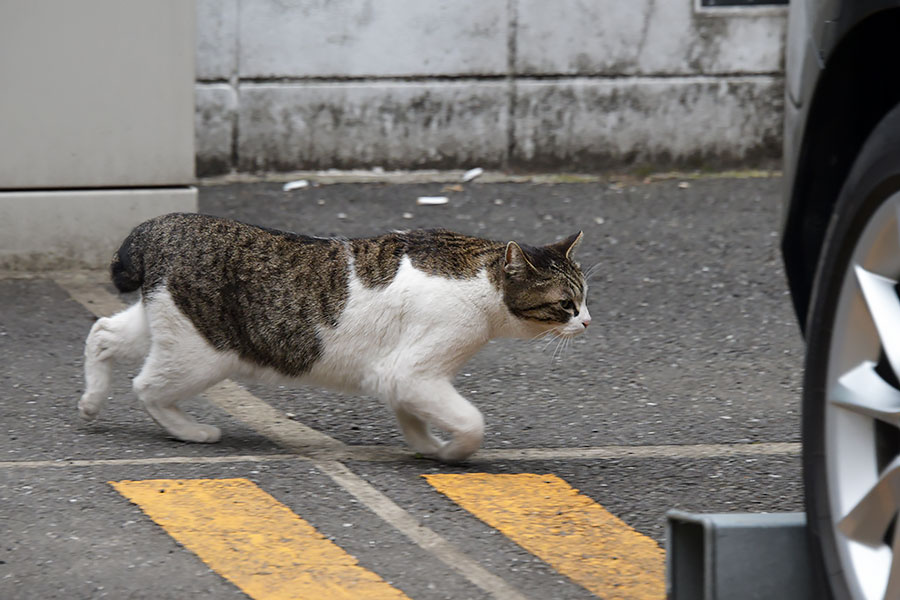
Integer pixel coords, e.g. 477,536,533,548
826,192,900,599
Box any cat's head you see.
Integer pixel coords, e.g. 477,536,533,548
501,231,591,338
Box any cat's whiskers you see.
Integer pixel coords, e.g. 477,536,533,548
552,335,572,361
543,334,561,356
553,337,566,360
584,262,603,282
529,329,556,343
533,326,576,363
528,328,560,359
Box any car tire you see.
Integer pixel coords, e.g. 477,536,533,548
804,103,900,600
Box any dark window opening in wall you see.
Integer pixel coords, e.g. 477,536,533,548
701,0,787,5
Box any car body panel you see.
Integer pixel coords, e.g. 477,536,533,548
782,0,900,332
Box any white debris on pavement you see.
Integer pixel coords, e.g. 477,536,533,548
462,167,484,182
283,179,310,191
416,196,449,205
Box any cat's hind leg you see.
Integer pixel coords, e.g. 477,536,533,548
393,379,484,463
80,302,150,420
132,290,228,443
132,345,225,443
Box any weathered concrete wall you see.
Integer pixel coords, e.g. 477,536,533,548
195,0,785,175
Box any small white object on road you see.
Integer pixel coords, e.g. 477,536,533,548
283,179,310,191
462,167,484,182
416,196,449,205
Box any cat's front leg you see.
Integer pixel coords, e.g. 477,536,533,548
391,379,484,463
394,407,447,456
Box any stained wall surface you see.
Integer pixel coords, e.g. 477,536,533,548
194,1,786,174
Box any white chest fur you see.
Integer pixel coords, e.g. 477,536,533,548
307,256,508,395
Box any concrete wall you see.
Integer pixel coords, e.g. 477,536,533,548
195,0,786,175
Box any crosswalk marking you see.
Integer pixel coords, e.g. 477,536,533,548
110,474,666,600
110,478,410,600
424,473,666,600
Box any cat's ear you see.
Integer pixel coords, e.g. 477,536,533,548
504,241,537,275
550,231,583,260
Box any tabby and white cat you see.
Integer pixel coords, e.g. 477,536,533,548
80,213,591,462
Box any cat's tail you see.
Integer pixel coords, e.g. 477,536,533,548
110,225,145,293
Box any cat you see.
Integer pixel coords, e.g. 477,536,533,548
79,213,591,462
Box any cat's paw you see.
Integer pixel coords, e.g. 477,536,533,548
175,424,221,443
435,450,475,464
409,438,447,456
436,435,481,464
78,394,103,421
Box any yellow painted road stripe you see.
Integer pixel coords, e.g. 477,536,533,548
424,473,665,600
110,478,410,600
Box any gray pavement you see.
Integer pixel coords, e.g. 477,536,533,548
0,175,804,599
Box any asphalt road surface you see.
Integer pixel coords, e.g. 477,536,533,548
1,175,805,599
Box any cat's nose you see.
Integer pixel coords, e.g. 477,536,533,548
579,306,591,328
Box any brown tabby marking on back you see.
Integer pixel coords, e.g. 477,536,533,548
350,229,506,289
115,213,350,376
349,233,406,287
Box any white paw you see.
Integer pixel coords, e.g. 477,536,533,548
78,395,102,421
176,424,221,443
409,437,447,456
436,438,481,464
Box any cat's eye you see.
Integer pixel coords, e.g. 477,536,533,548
560,299,577,313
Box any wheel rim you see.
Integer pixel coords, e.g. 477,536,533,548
827,192,900,599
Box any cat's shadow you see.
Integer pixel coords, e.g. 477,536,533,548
78,420,280,453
